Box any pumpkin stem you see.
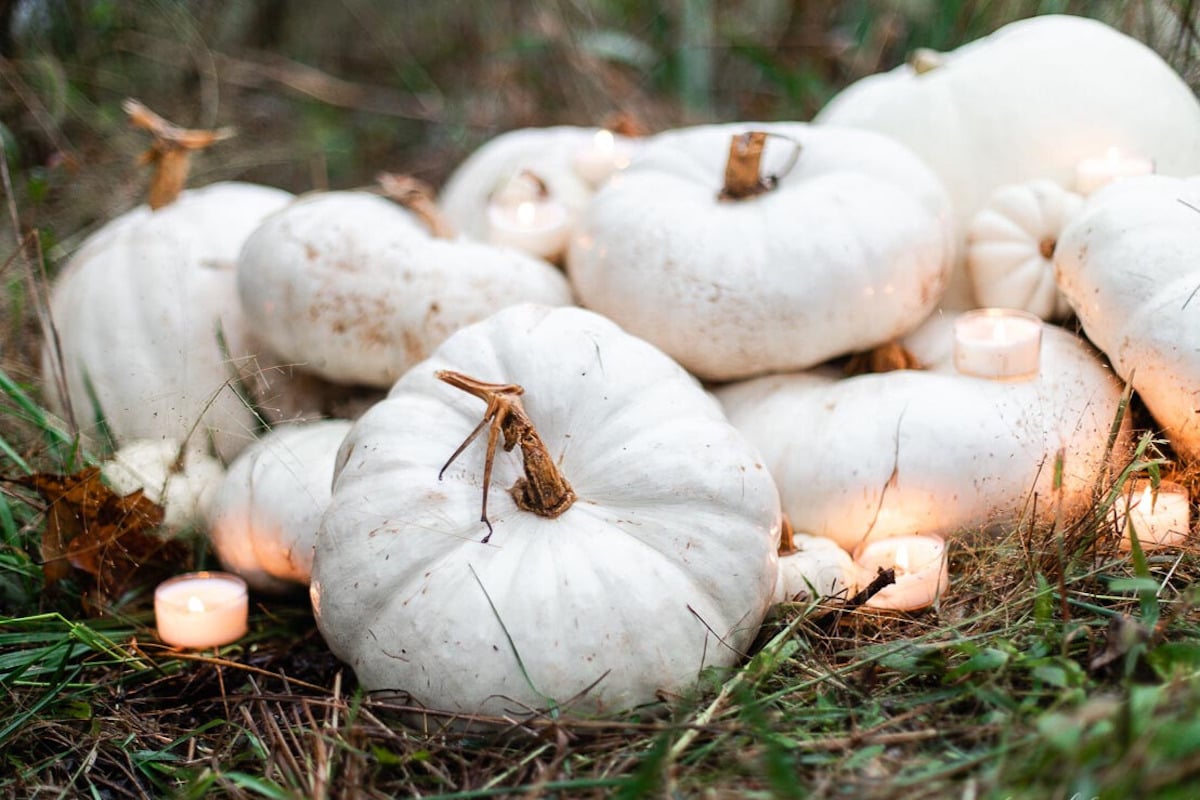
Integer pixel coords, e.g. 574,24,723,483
123,98,234,210
602,110,650,138
908,48,945,74
436,370,576,542
718,131,801,202
377,173,456,239
843,341,923,376
1039,236,1056,260
779,514,796,556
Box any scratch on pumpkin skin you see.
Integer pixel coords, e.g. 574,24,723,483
858,407,907,551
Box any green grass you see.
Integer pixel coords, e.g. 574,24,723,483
4,0,1200,797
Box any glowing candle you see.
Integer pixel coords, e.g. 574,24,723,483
1117,479,1191,551
854,534,949,611
954,308,1043,381
572,128,634,188
486,172,571,261
1074,147,1154,195
155,571,249,649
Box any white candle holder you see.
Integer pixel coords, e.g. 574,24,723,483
572,128,634,188
853,534,949,611
954,308,1043,381
155,571,249,649
486,171,571,261
1074,147,1154,196
1117,479,1192,552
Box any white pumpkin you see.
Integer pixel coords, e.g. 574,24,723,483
567,122,953,382
966,179,1083,321
816,14,1200,308
40,181,319,461
717,312,1130,553
311,304,780,717
440,126,640,242
237,191,574,388
1055,175,1200,462
206,419,352,593
101,439,225,529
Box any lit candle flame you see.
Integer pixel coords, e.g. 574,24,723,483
187,595,206,613
516,201,537,227
594,128,615,152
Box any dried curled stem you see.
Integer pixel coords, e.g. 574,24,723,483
377,173,455,239
437,370,576,543
123,98,234,210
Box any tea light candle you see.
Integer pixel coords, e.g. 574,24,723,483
155,571,248,649
486,197,570,261
954,308,1043,381
1117,479,1191,551
572,128,634,188
1074,147,1154,195
854,534,949,611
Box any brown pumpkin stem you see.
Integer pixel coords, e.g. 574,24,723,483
602,111,650,138
779,514,796,556
437,370,576,543
123,98,234,210
377,172,456,239
908,48,945,74
844,341,923,376
1039,236,1056,260
718,131,800,202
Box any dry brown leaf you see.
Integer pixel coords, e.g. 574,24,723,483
7,468,190,613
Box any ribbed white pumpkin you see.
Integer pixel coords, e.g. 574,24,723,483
966,179,1083,321
816,14,1200,308
567,122,953,381
717,313,1129,553
311,304,780,717
440,126,639,241
41,182,315,461
1056,175,1200,462
206,419,352,593
237,191,574,388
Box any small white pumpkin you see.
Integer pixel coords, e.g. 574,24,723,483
440,126,640,242
237,188,574,388
773,528,859,605
206,419,352,593
816,14,1200,308
966,179,1083,321
101,439,225,529
1055,175,1200,461
567,123,953,381
311,304,780,717
717,313,1130,553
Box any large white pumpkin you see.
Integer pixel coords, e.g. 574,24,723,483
567,122,953,382
41,182,315,461
1056,175,1200,462
717,313,1130,553
816,14,1200,308
311,304,780,717
237,191,574,388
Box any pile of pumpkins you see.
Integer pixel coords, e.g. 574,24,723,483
40,15,1200,718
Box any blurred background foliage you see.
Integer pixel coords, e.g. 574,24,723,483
0,0,1197,370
